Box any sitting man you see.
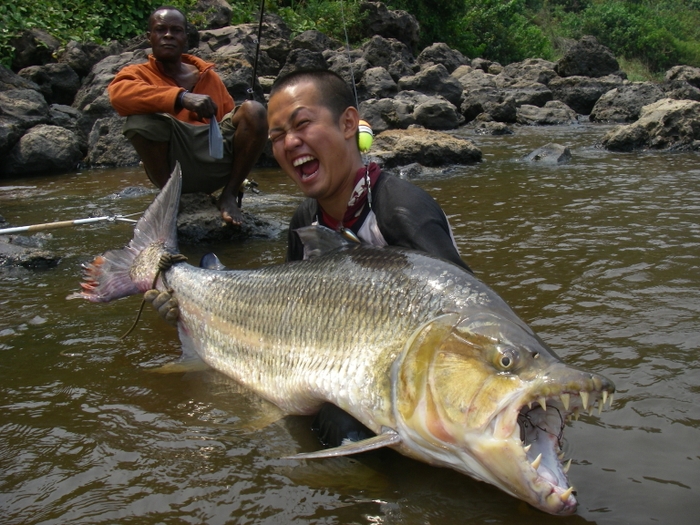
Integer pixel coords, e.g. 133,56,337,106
108,6,268,225
150,68,471,447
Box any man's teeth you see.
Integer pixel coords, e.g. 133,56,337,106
293,155,315,167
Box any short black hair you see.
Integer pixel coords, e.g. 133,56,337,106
270,69,357,120
148,5,188,31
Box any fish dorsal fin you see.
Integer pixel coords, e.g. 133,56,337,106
284,429,401,459
294,225,356,260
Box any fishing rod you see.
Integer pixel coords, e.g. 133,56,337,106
0,212,140,236
248,0,265,100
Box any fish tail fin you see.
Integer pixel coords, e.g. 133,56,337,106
68,164,183,303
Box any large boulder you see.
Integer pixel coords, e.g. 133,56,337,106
398,64,464,106
2,124,84,176
359,1,420,51
601,98,700,151
664,65,700,89
361,35,416,75
548,74,624,115
190,0,233,29
516,101,578,126
370,128,482,168
590,82,665,123
86,115,138,167
555,35,621,78
57,40,123,79
417,43,469,74
9,29,61,71
18,63,81,106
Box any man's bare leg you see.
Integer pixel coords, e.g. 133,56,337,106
218,100,268,225
128,134,171,188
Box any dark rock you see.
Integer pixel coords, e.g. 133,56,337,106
500,80,553,108
2,124,84,176
413,97,464,130
661,79,700,102
359,1,420,51
523,143,572,164
86,115,139,167
57,40,122,79
361,35,415,73
417,43,469,74
278,48,328,77
602,98,700,151
358,97,415,132
472,121,514,135
664,65,700,89
555,35,621,78
326,48,369,88
548,74,624,115
291,30,341,53
398,64,464,107
1,65,42,92
18,63,81,105
0,235,60,269
498,58,559,86
517,101,578,126
360,67,398,100
10,29,61,71
191,0,233,29
590,82,665,123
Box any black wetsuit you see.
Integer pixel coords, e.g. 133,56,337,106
286,170,471,447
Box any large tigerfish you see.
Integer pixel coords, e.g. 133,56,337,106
73,167,615,515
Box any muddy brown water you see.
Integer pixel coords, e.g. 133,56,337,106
1,123,699,524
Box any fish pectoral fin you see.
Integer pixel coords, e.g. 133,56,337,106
284,429,401,460
148,354,210,374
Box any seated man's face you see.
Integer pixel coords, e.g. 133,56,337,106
148,9,188,61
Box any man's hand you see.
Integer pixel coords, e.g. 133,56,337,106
144,289,180,326
181,92,218,121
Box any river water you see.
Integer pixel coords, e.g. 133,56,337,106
1,122,699,524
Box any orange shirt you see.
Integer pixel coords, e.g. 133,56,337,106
108,54,235,124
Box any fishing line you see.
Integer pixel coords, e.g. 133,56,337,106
248,0,266,100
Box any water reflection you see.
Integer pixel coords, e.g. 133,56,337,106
1,123,699,524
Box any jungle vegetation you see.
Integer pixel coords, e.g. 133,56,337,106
1,1,699,80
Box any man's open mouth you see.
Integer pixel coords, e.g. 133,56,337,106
293,155,319,180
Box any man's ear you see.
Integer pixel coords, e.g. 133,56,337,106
340,106,360,140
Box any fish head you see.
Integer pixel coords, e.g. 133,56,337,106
392,310,615,515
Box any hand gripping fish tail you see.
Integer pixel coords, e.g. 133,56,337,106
68,163,184,303
69,164,616,516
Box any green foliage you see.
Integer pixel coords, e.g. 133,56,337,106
267,0,366,43
2,0,700,77
0,0,195,69
550,0,700,72
456,0,553,63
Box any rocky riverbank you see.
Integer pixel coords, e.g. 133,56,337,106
2,0,700,180
3,0,700,266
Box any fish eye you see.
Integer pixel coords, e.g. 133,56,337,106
495,348,518,371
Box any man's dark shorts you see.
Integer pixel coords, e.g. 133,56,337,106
123,111,237,194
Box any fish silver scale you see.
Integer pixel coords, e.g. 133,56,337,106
161,245,506,430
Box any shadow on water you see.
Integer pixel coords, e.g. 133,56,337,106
1,123,700,524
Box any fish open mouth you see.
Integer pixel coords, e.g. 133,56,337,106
503,387,614,513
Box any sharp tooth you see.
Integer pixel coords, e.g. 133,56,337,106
573,407,580,421
561,393,570,411
528,400,533,410
539,396,547,411
531,453,542,470
563,459,572,473
609,393,615,407
561,486,574,501
558,451,565,460
523,444,532,453
602,390,608,406
580,391,589,410
598,402,603,416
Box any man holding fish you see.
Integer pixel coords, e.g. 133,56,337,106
108,6,268,226
149,68,473,446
